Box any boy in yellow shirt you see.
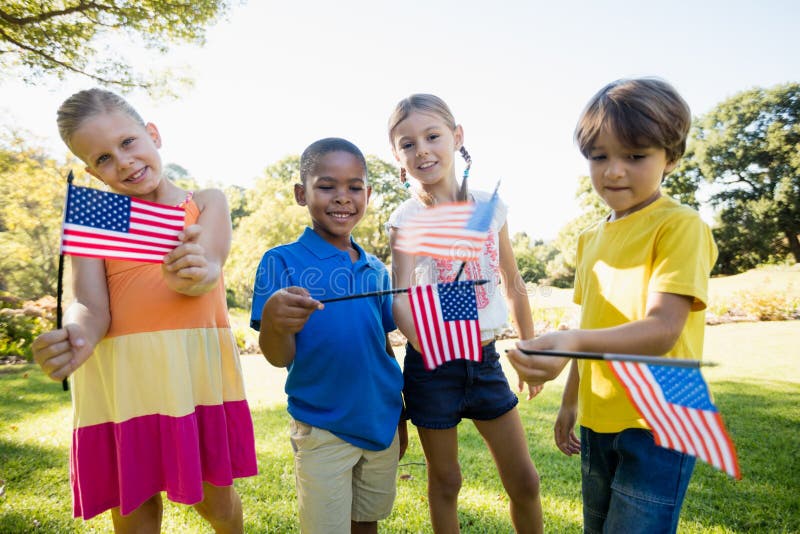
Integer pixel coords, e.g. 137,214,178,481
508,78,717,533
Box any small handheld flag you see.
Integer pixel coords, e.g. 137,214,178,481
395,184,498,261
609,362,741,479
61,184,185,263
408,280,482,370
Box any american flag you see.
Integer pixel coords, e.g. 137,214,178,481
408,281,481,370
395,188,498,261
609,361,741,479
61,184,185,263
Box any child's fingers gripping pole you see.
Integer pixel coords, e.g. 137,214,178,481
509,348,716,368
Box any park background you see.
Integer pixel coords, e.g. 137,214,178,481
1,1,798,532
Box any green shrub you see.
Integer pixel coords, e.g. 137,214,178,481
0,293,55,361
708,289,800,322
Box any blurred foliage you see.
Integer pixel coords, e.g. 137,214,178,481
0,129,93,298
707,289,800,323
0,1,235,95
547,176,607,288
0,292,54,360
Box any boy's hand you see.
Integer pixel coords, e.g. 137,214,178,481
506,332,576,386
263,287,323,334
554,405,581,456
32,325,94,381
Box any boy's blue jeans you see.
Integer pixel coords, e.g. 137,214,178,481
581,426,695,534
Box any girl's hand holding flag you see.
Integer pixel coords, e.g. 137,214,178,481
32,324,93,382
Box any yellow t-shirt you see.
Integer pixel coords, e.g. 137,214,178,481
574,196,718,433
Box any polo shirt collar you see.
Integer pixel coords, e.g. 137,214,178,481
298,227,380,270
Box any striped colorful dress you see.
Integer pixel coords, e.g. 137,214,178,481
69,199,257,520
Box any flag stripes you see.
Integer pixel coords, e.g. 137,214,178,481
408,282,481,370
395,187,499,261
61,184,184,263
609,361,741,479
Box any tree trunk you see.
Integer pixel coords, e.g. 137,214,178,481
786,228,800,263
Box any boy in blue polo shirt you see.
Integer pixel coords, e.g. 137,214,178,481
250,137,406,534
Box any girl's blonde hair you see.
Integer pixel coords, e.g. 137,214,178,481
575,78,691,164
387,94,472,200
57,88,145,149
387,93,457,141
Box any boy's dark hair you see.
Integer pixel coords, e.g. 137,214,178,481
299,137,367,183
575,78,692,163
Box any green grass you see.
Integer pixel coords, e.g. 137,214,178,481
1,321,798,533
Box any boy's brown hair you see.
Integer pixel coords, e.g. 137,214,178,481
575,78,692,164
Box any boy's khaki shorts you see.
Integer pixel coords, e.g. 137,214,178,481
290,418,399,533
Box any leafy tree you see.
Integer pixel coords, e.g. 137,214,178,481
351,156,407,264
224,184,251,230
0,130,92,298
224,156,306,308
662,145,702,210
689,83,800,270
511,232,557,284
0,1,232,93
546,176,607,287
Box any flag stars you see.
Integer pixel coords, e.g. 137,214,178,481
64,184,131,232
440,281,479,322
652,366,714,410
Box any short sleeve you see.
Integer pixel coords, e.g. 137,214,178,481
649,213,718,311
573,233,585,306
250,249,290,330
492,194,508,231
385,198,421,235
379,267,397,333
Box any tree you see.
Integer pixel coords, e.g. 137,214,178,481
0,129,92,298
662,145,702,210
546,176,607,287
224,156,307,308
511,232,557,284
689,83,800,270
351,156,407,264
0,1,232,93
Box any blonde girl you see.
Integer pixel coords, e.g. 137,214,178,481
386,94,543,533
32,88,257,533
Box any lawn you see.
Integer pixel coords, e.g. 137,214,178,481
1,320,798,533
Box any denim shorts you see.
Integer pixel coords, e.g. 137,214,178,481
403,341,519,429
580,426,696,534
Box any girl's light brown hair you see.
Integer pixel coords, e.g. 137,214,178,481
387,94,471,200
575,78,691,163
56,88,145,150
387,93,457,141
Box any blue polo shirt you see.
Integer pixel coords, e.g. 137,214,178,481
250,227,402,450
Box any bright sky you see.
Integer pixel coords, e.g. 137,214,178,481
2,0,797,239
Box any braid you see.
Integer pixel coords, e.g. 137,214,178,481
458,146,472,201
399,167,410,188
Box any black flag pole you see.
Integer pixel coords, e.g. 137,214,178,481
58,171,74,391
508,348,716,369
319,279,489,304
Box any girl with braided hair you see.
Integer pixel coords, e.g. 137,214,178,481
385,94,543,533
